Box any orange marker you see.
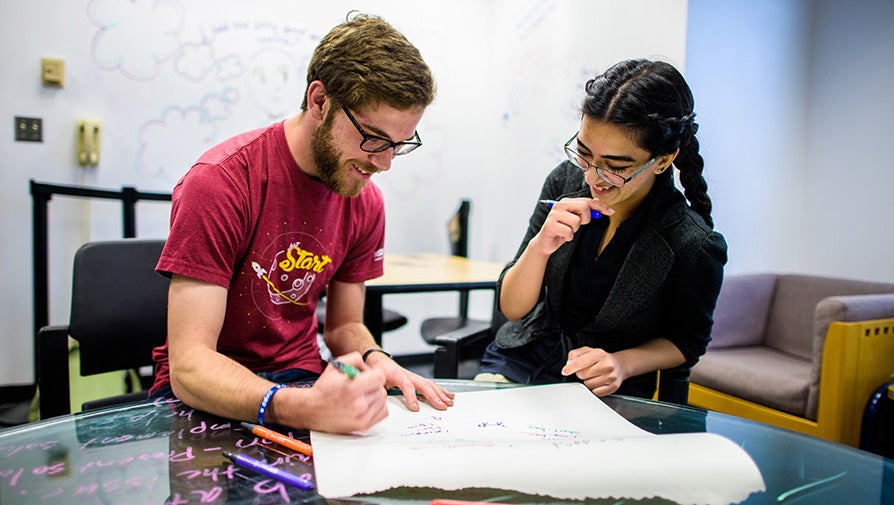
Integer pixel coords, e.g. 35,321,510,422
241,421,313,456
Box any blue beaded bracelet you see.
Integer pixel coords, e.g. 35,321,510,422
257,383,286,426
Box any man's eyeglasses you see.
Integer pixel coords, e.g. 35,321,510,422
563,132,656,188
341,104,422,156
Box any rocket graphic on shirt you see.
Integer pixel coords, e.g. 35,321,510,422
251,241,332,306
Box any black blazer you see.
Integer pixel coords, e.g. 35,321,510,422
495,162,728,368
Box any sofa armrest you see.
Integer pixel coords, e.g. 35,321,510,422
813,317,894,445
813,293,894,359
805,293,894,420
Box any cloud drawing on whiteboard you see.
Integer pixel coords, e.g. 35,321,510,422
87,0,184,81
216,55,243,81
174,42,215,81
138,106,215,183
200,88,239,121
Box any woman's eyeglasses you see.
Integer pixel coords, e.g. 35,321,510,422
563,132,656,188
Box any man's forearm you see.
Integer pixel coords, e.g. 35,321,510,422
323,321,381,358
171,348,279,422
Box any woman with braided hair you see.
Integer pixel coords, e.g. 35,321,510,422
476,58,727,399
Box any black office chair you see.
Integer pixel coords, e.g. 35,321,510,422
37,239,169,419
432,301,692,406
432,297,506,379
419,200,491,346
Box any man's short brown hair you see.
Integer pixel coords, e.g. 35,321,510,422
302,13,435,111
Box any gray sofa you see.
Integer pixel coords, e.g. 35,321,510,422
689,273,894,446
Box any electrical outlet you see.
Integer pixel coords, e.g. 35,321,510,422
15,116,42,142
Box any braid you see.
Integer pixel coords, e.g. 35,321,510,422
648,112,696,140
676,130,714,228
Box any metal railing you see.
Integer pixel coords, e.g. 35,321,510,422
29,179,172,382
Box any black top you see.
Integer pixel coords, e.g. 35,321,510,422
562,186,655,331
489,162,728,398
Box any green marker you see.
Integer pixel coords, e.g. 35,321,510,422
328,358,360,378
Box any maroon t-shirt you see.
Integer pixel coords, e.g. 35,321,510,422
150,121,385,393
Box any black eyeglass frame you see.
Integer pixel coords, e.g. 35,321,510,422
340,104,422,156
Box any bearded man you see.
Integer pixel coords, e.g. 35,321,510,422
149,13,454,434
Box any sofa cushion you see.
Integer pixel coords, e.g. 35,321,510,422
765,275,894,359
708,274,776,348
691,347,812,418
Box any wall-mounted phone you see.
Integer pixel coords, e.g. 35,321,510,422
77,119,101,167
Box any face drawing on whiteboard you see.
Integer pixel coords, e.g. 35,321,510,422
246,47,301,120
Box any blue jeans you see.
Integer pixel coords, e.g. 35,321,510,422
479,334,656,398
479,332,575,385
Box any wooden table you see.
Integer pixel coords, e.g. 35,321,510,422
364,253,505,344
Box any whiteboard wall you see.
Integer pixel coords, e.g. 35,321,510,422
0,0,688,385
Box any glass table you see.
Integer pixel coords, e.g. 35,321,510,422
0,380,890,504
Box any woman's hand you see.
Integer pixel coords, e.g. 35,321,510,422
561,339,686,398
561,346,627,396
530,198,614,256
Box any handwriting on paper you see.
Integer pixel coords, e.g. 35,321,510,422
393,412,584,452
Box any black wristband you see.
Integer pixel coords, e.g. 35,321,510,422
362,348,392,362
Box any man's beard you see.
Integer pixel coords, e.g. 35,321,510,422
310,111,365,198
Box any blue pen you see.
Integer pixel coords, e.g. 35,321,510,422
223,451,315,490
540,199,602,219
328,358,360,378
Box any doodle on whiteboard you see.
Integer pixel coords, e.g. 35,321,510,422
88,0,185,81
197,87,239,121
137,106,216,182
246,47,303,121
216,54,243,81
174,42,216,81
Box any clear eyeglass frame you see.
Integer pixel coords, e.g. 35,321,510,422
563,132,656,187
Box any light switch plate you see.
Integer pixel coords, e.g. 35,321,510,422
15,116,42,142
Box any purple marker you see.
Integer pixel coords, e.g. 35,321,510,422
223,451,314,490
540,199,602,219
